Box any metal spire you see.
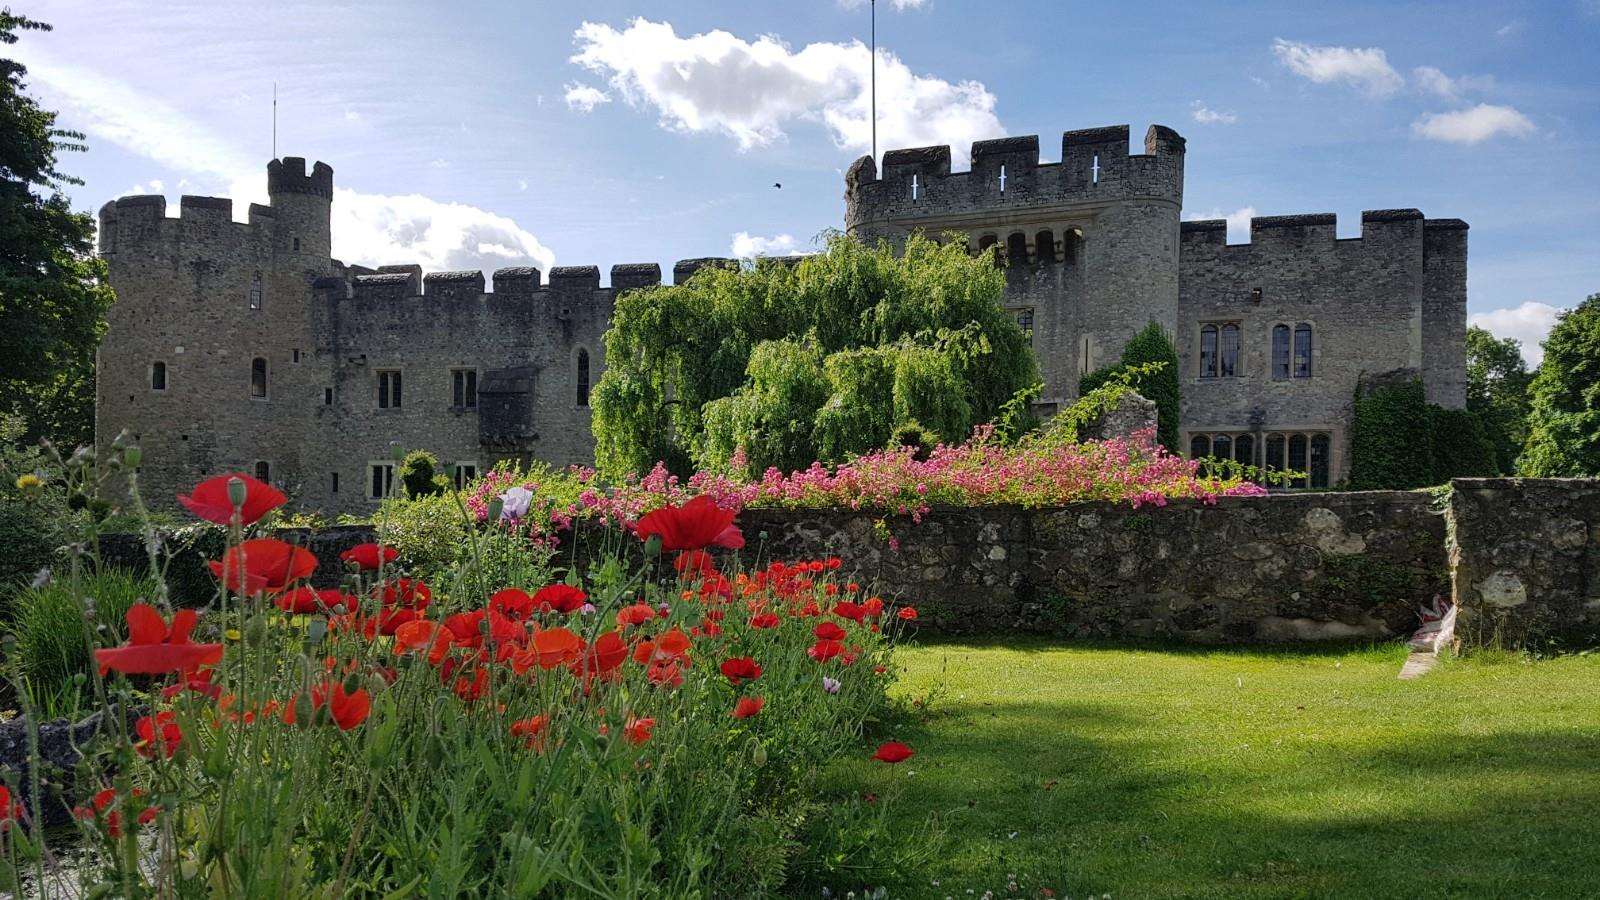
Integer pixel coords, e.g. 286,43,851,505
870,0,877,163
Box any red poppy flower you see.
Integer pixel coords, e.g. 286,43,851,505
489,588,535,621
871,741,914,763
813,621,848,642
283,680,371,730
453,666,488,702
862,596,883,617
519,627,584,671
691,620,722,638
571,630,627,678
177,473,286,526
275,586,348,615
634,495,744,552
340,543,398,571
393,619,454,665
95,604,224,676
377,578,432,610
511,714,550,751
134,711,182,759
832,601,868,623
209,539,318,596
616,603,657,627
623,716,655,746
444,610,487,648
673,549,719,579
533,584,588,614
719,656,763,686
807,639,844,662
646,661,684,688
160,667,222,701
0,785,22,823
897,606,918,621
731,696,765,719
749,611,780,629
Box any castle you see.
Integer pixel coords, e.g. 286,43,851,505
95,124,1467,514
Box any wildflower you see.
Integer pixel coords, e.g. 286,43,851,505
813,621,847,642
500,485,534,520
393,619,452,663
731,696,765,719
897,606,919,621
616,603,657,627
177,473,286,525
822,676,842,694
209,538,318,595
453,666,489,702
571,630,628,678
871,741,915,763
134,711,183,759
520,627,584,670
511,714,550,750
160,667,221,701
749,611,780,629
623,716,655,746
833,601,868,623
673,549,719,579
808,639,844,662
275,586,347,615
533,584,588,614
283,681,372,730
719,656,763,686
340,543,398,570
95,604,224,676
634,494,744,551
646,661,685,687
377,578,432,610
0,785,23,824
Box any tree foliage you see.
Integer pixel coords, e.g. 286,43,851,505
591,232,1039,477
1350,376,1496,489
0,11,114,447
1522,293,1600,476
1078,322,1181,450
1465,325,1533,474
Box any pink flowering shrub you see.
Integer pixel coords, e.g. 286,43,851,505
464,428,1265,543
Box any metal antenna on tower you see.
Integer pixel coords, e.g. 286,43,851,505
870,0,877,163
272,82,278,159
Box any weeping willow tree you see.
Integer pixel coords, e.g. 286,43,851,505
592,232,1039,477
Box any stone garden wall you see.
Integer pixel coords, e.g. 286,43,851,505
1447,478,1600,648
100,491,1449,645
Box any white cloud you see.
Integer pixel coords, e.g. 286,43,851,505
517,178,529,192
729,232,815,258
1186,206,1256,244
16,46,555,277
564,82,612,112
1412,66,1494,100
1471,301,1566,367
1412,104,1535,144
1495,20,1523,37
126,179,164,195
570,18,1003,164
344,109,362,121
1189,101,1237,125
839,0,928,9
1271,38,1403,96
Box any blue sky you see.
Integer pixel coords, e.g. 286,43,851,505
13,0,1600,363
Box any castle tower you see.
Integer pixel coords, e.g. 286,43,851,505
266,157,333,263
845,124,1186,410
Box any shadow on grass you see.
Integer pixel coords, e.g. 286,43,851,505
902,631,1408,660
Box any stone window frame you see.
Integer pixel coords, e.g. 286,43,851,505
254,460,271,483
1269,320,1317,380
450,367,479,411
149,360,168,392
1185,430,1258,469
367,460,396,501
1196,320,1243,380
1261,427,1336,489
376,369,403,410
1009,307,1035,345
574,347,592,408
453,461,480,491
248,272,264,311
250,356,269,400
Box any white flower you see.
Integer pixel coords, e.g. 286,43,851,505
499,486,534,521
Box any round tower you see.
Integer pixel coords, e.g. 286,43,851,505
266,157,333,262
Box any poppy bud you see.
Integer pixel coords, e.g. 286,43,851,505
487,499,504,522
644,534,663,558
202,739,232,779
306,618,327,646
751,740,767,768
245,616,267,645
122,446,142,468
111,429,131,450
292,693,316,727
343,672,363,695
390,443,407,462
226,477,247,510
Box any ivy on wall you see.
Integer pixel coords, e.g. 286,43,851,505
1078,322,1181,450
1350,377,1496,490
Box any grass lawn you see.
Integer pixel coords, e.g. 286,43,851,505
860,640,1600,898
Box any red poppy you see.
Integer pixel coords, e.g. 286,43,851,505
177,473,286,526
377,578,432,610
519,627,584,671
897,606,918,621
95,604,224,676
209,538,318,595
623,716,655,746
340,542,398,571
571,630,627,678
453,666,489,703
0,785,22,823
646,661,684,688
871,741,914,763
489,588,535,621
134,711,182,759
444,610,488,648
634,495,744,552
275,586,347,615
807,639,844,662
511,714,550,751
749,611,780,629
691,620,722,639
533,584,588,614
813,621,848,642
832,601,868,623
673,549,719,579
160,667,221,701
719,656,763,686
616,603,657,627
393,619,454,664
731,696,765,719
283,681,371,730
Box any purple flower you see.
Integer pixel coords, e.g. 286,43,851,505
822,676,842,694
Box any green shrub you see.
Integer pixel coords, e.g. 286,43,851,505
1430,406,1497,481
1079,322,1180,450
373,490,472,583
400,449,446,498
1522,292,1600,476
0,497,59,604
11,568,158,714
1351,376,1498,489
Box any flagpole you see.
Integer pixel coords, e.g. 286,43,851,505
870,0,876,163
272,82,278,160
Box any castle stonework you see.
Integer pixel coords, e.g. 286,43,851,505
96,125,1467,513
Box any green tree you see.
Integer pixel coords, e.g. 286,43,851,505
1464,325,1533,474
592,232,1039,477
0,11,114,448
1522,293,1600,476
1078,322,1181,450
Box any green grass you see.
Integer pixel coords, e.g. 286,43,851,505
864,640,1600,898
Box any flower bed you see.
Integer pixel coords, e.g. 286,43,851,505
1,472,918,895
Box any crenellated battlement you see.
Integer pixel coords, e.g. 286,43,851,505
330,259,693,305
267,156,334,199
1180,209,1465,250
846,124,1186,237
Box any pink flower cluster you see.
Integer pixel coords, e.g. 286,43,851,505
465,428,1265,541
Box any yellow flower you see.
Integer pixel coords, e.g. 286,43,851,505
15,473,41,491
225,628,242,642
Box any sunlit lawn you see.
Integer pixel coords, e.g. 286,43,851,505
857,640,1600,898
